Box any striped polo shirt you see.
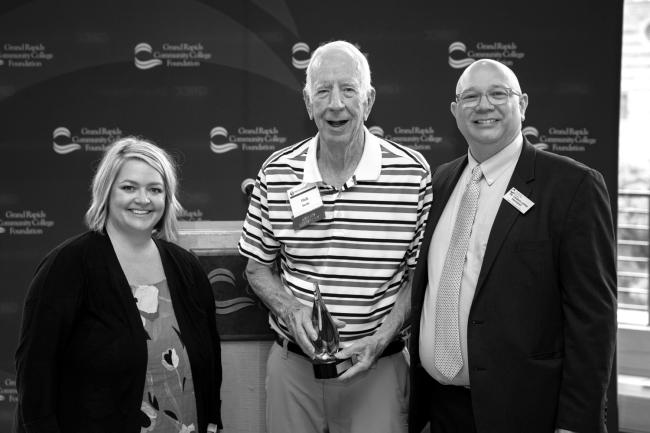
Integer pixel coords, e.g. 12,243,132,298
238,127,433,342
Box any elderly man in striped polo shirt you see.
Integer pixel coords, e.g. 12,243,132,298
238,40,432,433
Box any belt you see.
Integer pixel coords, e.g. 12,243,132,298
275,335,404,359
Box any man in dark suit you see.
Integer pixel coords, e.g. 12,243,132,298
408,59,617,433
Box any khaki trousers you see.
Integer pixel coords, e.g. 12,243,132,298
265,342,409,433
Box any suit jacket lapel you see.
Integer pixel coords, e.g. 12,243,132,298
474,141,537,295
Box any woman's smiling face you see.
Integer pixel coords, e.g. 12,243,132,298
106,159,166,237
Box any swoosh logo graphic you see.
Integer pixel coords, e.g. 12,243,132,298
522,126,549,151
209,127,237,153
368,126,384,137
52,127,81,154
522,126,539,137
134,42,162,70
134,59,163,69
135,43,153,52
53,143,82,154
53,127,71,138
449,58,475,69
210,142,238,154
210,126,228,137
208,268,236,285
448,41,467,53
291,42,310,69
215,297,256,315
448,41,474,69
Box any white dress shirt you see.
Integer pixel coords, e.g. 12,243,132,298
419,134,523,386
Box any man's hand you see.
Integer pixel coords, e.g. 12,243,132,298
283,306,347,358
246,260,322,357
281,303,317,358
332,269,412,381
334,335,385,381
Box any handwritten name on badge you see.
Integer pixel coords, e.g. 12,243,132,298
287,184,325,229
503,187,534,214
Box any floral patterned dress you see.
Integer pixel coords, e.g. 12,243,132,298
132,280,198,433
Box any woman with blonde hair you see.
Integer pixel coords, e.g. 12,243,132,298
14,137,222,433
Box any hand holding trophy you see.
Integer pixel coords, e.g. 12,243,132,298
311,281,353,379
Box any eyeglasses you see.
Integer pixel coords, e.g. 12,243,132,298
455,86,522,108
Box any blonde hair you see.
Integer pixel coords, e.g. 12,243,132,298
85,136,183,241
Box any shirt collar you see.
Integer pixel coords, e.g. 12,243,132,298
302,126,382,185
467,133,523,186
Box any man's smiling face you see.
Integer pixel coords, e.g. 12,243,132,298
450,60,528,160
304,47,374,149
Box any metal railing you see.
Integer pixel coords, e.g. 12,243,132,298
618,190,650,325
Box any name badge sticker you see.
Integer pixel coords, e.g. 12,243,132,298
287,184,325,229
503,187,534,214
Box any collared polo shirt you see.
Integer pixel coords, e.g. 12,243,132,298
239,127,433,342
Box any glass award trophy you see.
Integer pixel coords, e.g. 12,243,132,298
311,282,353,379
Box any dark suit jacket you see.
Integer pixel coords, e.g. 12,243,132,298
409,141,617,433
14,231,222,433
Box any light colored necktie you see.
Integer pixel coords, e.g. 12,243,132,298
434,165,483,379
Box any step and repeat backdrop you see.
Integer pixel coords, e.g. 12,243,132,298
0,0,622,429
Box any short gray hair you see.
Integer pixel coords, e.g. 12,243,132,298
303,40,373,102
85,136,183,241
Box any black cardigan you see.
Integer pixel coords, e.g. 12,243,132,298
14,231,222,433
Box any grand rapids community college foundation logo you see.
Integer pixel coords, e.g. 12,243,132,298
369,125,442,151
52,126,123,154
210,126,287,154
134,42,211,69
0,43,54,68
0,210,55,236
448,41,525,68
523,125,596,153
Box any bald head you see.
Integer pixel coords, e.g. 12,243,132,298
450,58,528,162
456,59,522,95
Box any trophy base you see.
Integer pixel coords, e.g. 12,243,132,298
313,358,353,379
